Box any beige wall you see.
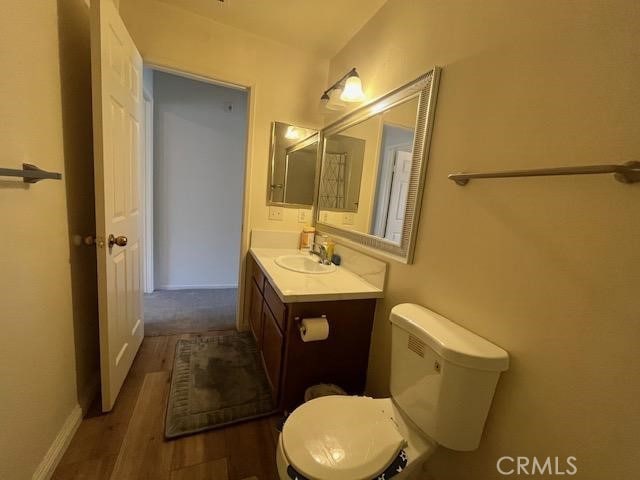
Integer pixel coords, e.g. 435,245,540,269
0,0,93,477
328,1,640,479
119,0,328,233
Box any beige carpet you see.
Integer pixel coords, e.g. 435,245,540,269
144,289,237,336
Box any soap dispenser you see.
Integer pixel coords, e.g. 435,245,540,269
299,226,315,251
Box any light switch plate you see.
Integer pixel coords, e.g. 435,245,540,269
342,212,355,225
268,206,283,221
297,209,310,223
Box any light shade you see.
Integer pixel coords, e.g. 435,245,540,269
340,75,365,102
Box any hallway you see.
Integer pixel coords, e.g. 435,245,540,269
143,289,238,336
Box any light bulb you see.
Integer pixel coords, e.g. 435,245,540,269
285,126,300,140
340,75,365,102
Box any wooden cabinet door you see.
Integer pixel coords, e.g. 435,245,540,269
248,280,263,348
261,303,283,400
249,254,265,293
263,281,287,332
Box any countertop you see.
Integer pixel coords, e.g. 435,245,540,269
250,248,384,303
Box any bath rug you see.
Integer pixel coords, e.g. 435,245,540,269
165,332,276,438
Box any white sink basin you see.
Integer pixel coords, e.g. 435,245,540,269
274,255,336,274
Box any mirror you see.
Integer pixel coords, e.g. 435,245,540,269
268,122,318,207
316,68,440,263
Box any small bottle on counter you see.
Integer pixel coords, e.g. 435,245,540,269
299,226,315,251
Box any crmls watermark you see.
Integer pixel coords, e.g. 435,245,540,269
496,456,578,476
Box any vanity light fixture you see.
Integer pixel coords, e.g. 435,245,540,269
325,88,346,110
320,67,365,109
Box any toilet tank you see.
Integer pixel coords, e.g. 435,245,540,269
389,304,509,451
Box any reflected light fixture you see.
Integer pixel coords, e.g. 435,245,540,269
320,67,365,110
285,126,301,140
325,88,345,110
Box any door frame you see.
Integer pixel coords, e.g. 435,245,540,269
141,61,255,331
143,88,154,293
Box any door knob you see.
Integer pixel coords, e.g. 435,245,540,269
108,234,128,248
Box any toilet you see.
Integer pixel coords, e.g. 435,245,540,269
276,303,509,480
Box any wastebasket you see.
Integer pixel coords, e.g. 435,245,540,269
304,383,347,402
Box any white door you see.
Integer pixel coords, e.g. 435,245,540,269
385,150,412,243
90,0,144,412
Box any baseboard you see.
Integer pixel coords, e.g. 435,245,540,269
32,404,82,480
155,284,238,290
77,374,99,415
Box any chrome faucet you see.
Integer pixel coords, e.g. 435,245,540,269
311,242,331,265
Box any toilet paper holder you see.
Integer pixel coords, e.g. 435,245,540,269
295,315,327,335
293,315,327,330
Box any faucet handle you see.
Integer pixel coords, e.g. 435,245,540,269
310,242,329,263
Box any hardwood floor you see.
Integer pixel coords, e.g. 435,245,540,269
53,334,280,480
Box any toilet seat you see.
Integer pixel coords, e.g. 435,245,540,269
281,396,406,480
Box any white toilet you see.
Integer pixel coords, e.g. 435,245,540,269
276,303,509,480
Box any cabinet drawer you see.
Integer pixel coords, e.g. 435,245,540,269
263,281,286,332
250,255,265,293
261,302,283,400
248,280,264,348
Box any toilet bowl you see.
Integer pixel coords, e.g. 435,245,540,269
275,304,510,480
276,396,436,480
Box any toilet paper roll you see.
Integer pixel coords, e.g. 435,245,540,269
299,317,329,342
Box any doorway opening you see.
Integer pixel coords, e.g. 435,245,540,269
370,123,414,243
141,67,248,336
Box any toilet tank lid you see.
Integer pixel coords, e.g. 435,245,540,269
390,304,509,372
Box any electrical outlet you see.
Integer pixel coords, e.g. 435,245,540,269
297,209,310,223
342,212,355,225
268,206,283,221
320,211,329,223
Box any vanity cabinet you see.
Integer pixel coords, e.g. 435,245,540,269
246,253,377,412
